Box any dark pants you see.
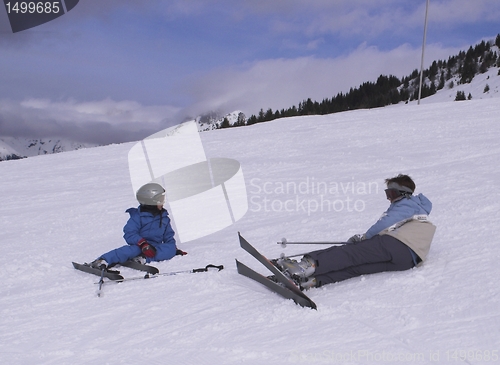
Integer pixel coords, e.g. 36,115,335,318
307,235,415,287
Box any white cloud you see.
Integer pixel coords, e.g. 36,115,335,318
0,98,181,143
429,0,500,25
182,42,461,117
2,0,498,145
252,0,500,41
16,98,178,126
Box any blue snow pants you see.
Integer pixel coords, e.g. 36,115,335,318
100,243,177,265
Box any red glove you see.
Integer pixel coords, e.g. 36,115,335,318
176,249,188,256
138,239,156,258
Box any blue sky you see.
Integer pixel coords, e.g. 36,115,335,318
1,0,500,144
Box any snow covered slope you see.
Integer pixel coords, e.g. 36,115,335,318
1,98,499,364
411,66,500,105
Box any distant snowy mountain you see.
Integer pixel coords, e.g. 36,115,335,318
196,110,246,131
0,139,23,160
0,137,98,161
0,110,243,161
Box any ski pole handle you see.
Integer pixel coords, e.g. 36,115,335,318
192,264,224,273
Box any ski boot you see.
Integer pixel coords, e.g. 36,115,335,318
298,276,317,291
130,255,146,265
90,258,108,270
267,274,317,291
273,255,316,280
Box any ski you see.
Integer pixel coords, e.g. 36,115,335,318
236,260,316,309
72,262,124,281
119,260,159,275
237,233,317,309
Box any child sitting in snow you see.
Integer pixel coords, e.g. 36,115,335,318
278,174,436,290
91,183,186,269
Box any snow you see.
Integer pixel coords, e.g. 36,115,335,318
1,96,500,365
197,110,245,131
0,137,97,160
411,67,500,105
0,139,21,159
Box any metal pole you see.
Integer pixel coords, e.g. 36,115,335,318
278,238,344,248
418,0,430,105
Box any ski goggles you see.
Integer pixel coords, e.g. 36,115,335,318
385,188,403,201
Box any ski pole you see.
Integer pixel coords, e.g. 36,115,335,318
96,264,224,284
278,237,344,248
158,264,224,276
96,267,106,297
278,251,311,260
277,246,347,260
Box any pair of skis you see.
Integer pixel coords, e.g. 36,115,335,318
72,260,160,280
73,260,224,297
236,233,317,310
74,234,326,305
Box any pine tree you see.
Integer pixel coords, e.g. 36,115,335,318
438,71,445,90
455,91,466,101
257,109,265,123
264,108,274,121
460,47,477,84
220,117,231,128
247,115,257,125
220,117,230,128
236,112,246,126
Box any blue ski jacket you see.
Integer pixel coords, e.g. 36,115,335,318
123,206,176,247
365,194,433,239
365,193,436,262
99,206,177,265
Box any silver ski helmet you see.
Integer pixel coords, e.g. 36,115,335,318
136,183,166,206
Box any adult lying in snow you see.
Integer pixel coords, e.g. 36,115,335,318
278,174,436,290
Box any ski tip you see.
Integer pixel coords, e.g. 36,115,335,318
238,233,249,246
235,259,242,272
72,261,89,270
